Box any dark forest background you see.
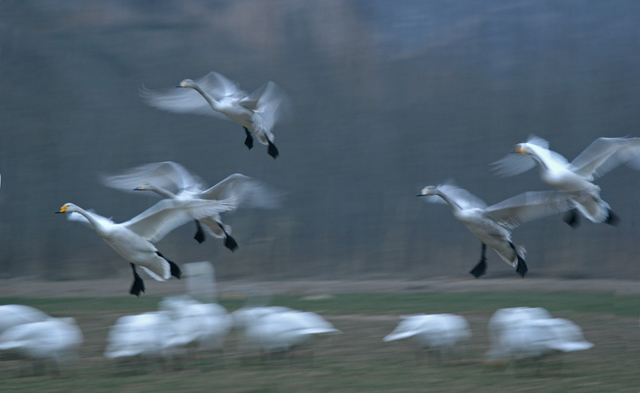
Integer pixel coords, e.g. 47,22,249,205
1,1,640,282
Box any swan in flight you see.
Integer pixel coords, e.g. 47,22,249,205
493,135,640,227
418,183,572,278
56,198,234,296
102,161,282,250
140,72,291,159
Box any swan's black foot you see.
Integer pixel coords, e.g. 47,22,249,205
129,263,145,297
244,128,254,150
267,139,279,159
224,234,239,252
516,258,528,277
563,209,580,229
194,221,206,244
605,209,620,226
469,258,487,278
156,251,182,279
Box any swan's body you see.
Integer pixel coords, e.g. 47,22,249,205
102,161,281,249
418,183,572,277
0,317,83,373
493,135,640,226
57,199,233,296
486,307,552,359
104,312,184,359
141,72,290,159
384,314,471,362
0,305,50,334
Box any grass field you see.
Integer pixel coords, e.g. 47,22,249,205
0,291,638,392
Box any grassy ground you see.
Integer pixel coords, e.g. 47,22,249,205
0,291,638,392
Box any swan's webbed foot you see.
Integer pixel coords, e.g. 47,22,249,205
605,209,620,226
218,222,238,251
508,242,527,278
469,258,487,278
267,139,279,159
129,263,145,297
244,128,254,150
156,251,182,279
469,243,487,278
194,220,206,244
563,209,580,229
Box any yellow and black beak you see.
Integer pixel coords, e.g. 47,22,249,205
55,205,68,214
515,145,526,154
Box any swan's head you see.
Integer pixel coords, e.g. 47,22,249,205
177,79,196,88
417,186,438,197
56,203,76,214
134,183,153,192
515,143,529,155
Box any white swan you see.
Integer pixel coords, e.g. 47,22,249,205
493,135,640,227
101,161,282,250
384,314,471,363
140,72,291,159
418,183,572,277
0,305,50,334
56,199,234,296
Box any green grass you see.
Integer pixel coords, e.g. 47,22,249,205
0,291,638,392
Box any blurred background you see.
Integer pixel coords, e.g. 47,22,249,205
1,0,640,282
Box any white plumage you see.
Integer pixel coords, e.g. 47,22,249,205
141,72,291,159
384,314,471,362
0,305,51,334
493,135,640,226
102,161,281,250
0,317,83,373
418,183,572,277
56,199,235,296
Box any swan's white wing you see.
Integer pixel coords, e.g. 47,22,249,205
240,81,292,132
123,198,237,243
484,191,572,229
525,134,550,149
429,183,488,210
102,161,206,195
67,209,114,228
199,173,283,209
198,71,246,100
491,153,537,177
570,137,640,179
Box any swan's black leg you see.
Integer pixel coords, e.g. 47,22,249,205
155,251,181,279
129,263,145,297
218,223,238,251
509,242,528,278
563,209,580,229
605,209,620,226
469,243,487,278
243,128,254,150
267,138,279,159
194,220,206,243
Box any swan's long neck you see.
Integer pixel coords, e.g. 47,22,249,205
148,185,178,199
191,85,223,112
434,190,463,215
71,206,106,235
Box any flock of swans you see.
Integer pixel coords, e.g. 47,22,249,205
419,135,640,278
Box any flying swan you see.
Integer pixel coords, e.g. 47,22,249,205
56,198,235,296
493,135,640,227
101,161,282,250
140,72,291,159
418,183,572,278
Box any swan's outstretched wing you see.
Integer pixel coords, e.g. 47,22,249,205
240,81,292,132
140,72,244,120
428,183,488,210
484,191,572,229
102,161,206,195
570,137,640,179
491,153,537,177
199,173,283,210
124,198,236,243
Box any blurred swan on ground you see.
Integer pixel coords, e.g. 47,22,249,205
486,308,593,364
104,312,184,360
0,317,83,374
158,296,233,353
141,72,291,159
0,305,50,334
102,161,282,250
232,306,340,358
418,183,572,277
384,314,471,363
493,135,640,227
56,199,234,296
